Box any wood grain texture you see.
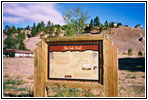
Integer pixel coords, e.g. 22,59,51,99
103,40,118,97
45,80,103,89
103,40,109,97
46,35,103,42
108,40,113,97
113,46,118,97
34,35,118,97
34,39,48,97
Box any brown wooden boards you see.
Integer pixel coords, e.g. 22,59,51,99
113,46,118,97
46,35,103,42
45,80,103,89
103,40,118,97
34,39,48,97
34,35,118,97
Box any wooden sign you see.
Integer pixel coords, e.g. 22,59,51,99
48,44,100,81
34,35,118,97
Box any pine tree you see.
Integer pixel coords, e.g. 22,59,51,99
49,23,54,34
110,22,114,28
5,25,9,31
19,40,27,50
11,26,16,33
7,27,12,35
104,20,109,29
56,25,60,37
37,23,42,33
117,23,122,27
17,28,23,33
26,25,30,30
40,21,45,30
94,17,96,27
94,16,100,27
4,34,18,49
89,19,94,30
22,32,26,40
47,20,51,27
31,23,37,37
99,24,104,32
36,21,45,33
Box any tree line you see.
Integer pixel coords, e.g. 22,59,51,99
3,7,123,50
4,7,123,38
4,26,27,50
62,7,122,35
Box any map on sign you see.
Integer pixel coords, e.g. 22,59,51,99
48,44,100,81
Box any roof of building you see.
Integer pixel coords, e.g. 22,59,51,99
4,49,34,54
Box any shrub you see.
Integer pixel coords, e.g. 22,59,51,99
9,52,15,57
138,50,143,56
122,52,126,55
128,48,132,55
130,76,136,79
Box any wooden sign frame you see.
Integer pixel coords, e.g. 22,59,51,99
34,35,118,97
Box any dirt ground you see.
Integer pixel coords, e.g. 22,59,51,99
3,55,145,97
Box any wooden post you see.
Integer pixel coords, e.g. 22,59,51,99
34,37,48,97
112,46,118,96
103,40,109,96
103,39,118,97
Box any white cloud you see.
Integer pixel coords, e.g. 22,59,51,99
3,3,65,25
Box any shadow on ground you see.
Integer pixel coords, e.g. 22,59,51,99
119,57,145,72
4,93,33,97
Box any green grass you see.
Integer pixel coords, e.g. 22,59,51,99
3,78,96,97
48,86,81,97
47,85,96,97
3,78,34,97
3,79,26,90
130,76,136,79
122,52,127,55
4,80,17,85
3,79,24,87
16,88,28,91
4,74,9,78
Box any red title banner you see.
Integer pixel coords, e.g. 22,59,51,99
49,45,99,52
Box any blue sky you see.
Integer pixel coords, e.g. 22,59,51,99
3,3,145,29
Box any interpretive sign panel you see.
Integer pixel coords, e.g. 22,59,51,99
48,44,100,81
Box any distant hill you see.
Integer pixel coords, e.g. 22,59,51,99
108,26,145,54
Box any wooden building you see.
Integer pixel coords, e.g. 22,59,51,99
3,49,34,58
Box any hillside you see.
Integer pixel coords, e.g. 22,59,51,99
23,35,41,51
3,26,145,54
109,26,145,54
24,26,145,54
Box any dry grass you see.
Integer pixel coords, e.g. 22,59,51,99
3,56,145,97
118,70,145,97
